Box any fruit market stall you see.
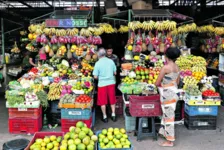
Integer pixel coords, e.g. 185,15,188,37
4,9,103,134
117,10,222,141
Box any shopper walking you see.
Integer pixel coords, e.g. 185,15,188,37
155,47,181,147
93,48,117,123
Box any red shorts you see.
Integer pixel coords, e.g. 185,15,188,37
97,84,116,106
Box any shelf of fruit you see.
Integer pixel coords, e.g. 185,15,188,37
5,56,96,109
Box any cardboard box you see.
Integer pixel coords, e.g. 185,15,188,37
145,3,152,10
128,0,139,5
132,1,146,10
106,7,118,14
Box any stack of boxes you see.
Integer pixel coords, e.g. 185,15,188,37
8,105,42,134
184,94,221,130
60,108,93,132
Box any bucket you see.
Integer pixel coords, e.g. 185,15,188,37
3,138,30,150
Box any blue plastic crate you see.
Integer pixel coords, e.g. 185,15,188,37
184,104,218,116
96,131,133,150
61,108,91,119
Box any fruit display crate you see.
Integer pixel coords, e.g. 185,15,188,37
185,100,221,106
185,94,203,101
25,132,64,150
6,101,40,108
61,108,92,119
185,104,218,116
96,130,133,150
8,106,42,118
58,99,93,109
116,96,124,115
8,115,42,134
202,96,221,101
129,95,162,117
50,100,61,113
61,117,92,132
184,113,217,130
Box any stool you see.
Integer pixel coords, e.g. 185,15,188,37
134,117,157,141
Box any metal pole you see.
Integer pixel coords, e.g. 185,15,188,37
1,18,5,64
128,9,131,38
92,1,94,24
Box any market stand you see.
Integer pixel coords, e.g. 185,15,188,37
3,7,224,150
116,9,222,142
5,8,101,133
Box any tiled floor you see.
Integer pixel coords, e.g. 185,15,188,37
1,97,224,150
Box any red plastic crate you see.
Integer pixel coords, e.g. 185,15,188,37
8,106,42,118
8,115,42,134
61,117,92,132
129,95,162,117
116,96,123,115
25,132,64,150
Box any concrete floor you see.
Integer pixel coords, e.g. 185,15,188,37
1,97,224,150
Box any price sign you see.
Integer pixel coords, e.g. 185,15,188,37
18,108,27,111
68,111,82,115
46,19,87,28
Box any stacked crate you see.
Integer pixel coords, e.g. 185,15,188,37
184,94,220,130
8,106,42,134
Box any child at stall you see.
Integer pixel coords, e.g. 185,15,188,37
155,47,181,147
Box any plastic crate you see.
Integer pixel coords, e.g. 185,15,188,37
61,108,91,119
50,100,60,113
185,104,218,116
129,95,162,117
96,130,133,150
8,106,42,118
125,110,136,132
8,115,42,134
185,94,203,101
184,113,217,130
186,100,221,106
6,101,40,108
116,96,123,115
25,132,64,150
61,117,92,132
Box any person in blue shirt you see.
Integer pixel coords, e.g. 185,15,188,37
93,48,117,123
